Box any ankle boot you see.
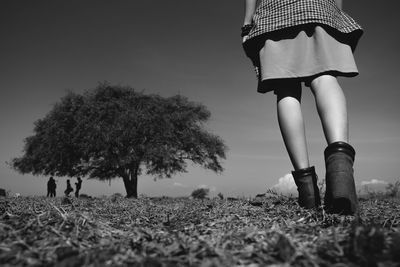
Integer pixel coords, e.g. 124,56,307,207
292,166,321,209
324,141,358,215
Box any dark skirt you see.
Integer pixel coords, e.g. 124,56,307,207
247,0,363,40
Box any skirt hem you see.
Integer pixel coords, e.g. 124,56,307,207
257,70,359,94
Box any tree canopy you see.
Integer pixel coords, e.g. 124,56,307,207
11,84,227,197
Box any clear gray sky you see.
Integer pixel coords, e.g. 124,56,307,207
1,0,399,197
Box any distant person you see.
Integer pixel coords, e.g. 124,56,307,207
241,0,362,214
75,177,82,197
50,177,57,197
47,177,56,197
47,177,52,197
64,179,73,197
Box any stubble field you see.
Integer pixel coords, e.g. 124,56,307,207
1,194,399,266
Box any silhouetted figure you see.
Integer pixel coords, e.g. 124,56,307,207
47,177,52,197
47,177,57,197
64,179,73,197
75,177,82,197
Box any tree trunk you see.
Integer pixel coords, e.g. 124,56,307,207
122,172,138,198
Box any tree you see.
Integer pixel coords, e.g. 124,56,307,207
10,84,227,198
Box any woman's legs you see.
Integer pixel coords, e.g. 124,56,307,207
310,75,348,144
276,82,309,170
309,74,358,214
276,81,320,208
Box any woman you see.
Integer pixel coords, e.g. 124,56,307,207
75,177,82,198
64,179,73,197
242,0,363,215
47,177,57,197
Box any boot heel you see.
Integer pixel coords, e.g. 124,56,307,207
292,166,321,209
324,142,358,215
331,198,352,214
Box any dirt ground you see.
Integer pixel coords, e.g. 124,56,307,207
1,195,399,266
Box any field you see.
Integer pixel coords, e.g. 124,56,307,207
1,194,400,267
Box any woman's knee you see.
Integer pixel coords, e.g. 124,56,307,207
310,74,339,94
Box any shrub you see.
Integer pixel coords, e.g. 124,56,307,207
79,193,92,199
386,180,400,198
191,188,209,199
110,193,123,202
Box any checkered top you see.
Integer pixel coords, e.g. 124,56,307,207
247,0,363,40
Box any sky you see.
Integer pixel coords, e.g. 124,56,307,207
0,0,399,198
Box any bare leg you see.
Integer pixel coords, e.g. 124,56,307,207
310,75,357,214
276,82,310,170
310,75,349,144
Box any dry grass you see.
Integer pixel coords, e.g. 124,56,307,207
0,194,399,266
